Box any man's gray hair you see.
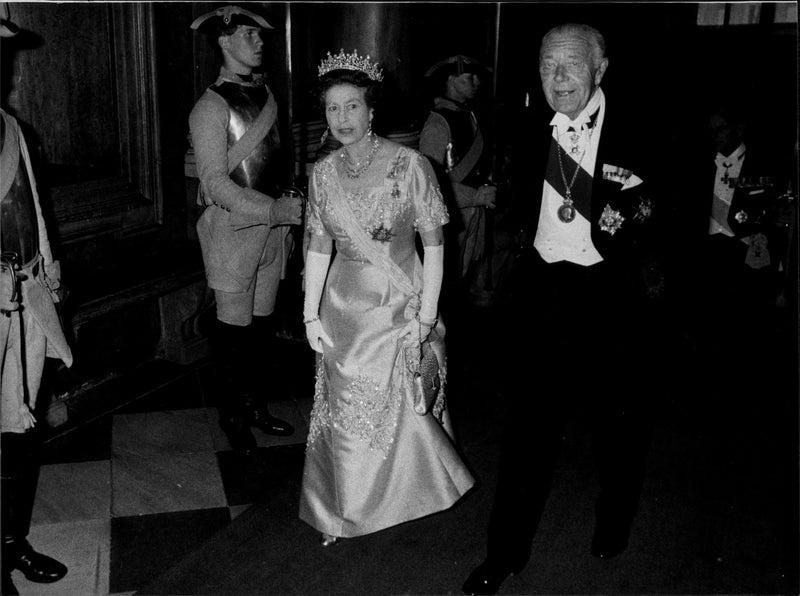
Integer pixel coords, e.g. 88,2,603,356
541,23,607,67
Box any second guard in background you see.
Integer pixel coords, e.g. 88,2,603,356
419,55,497,314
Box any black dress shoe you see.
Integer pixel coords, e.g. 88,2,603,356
590,527,629,559
462,560,522,596
11,541,67,583
219,416,258,454
248,411,295,437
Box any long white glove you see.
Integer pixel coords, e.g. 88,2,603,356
303,250,334,353
401,244,444,346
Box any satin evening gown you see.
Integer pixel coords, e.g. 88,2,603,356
299,142,475,538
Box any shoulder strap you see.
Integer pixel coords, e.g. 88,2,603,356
196,86,278,207
0,112,20,202
225,87,278,174
430,107,484,184
448,124,483,183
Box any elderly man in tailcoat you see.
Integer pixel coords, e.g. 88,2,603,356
189,5,303,453
463,23,666,596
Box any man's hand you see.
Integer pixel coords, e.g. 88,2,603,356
271,196,304,227
475,184,497,209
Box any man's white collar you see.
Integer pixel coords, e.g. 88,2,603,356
716,142,746,163
550,88,605,133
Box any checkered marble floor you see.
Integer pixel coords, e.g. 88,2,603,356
14,355,313,596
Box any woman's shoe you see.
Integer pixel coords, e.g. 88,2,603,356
320,533,340,547
462,559,524,595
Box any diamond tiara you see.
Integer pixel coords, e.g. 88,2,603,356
318,49,384,82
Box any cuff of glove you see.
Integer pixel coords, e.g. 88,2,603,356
417,315,437,328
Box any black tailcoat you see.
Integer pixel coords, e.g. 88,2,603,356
508,98,666,304
485,96,665,568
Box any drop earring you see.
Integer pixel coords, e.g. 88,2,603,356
320,126,329,145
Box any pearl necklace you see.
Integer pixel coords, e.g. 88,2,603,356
340,134,380,179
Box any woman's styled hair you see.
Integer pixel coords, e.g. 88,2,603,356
317,69,382,111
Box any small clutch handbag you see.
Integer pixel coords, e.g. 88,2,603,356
413,340,441,416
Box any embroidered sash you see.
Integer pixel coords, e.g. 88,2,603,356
325,159,420,312
544,136,593,221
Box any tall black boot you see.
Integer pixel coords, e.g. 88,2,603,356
242,316,294,437
1,432,67,593
210,320,258,454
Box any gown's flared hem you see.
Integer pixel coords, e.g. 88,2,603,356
299,476,475,539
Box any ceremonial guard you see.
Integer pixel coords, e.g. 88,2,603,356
1,5,72,593
189,5,303,453
419,55,497,309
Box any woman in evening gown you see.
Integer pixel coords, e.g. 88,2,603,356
299,50,475,545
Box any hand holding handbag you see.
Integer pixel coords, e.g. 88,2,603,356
409,337,441,416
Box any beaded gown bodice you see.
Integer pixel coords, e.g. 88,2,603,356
307,144,448,265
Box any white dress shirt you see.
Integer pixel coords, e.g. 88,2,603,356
709,142,746,236
534,88,606,265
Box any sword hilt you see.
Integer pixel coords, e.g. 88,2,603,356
1,251,21,315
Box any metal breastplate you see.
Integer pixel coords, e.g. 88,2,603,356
1,144,39,267
211,82,281,194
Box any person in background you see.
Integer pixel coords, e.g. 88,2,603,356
463,23,665,595
670,101,791,403
189,5,303,454
419,55,497,313
692,104,780,348
1,4,72,593
299,49,474,547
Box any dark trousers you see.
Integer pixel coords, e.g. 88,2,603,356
486,257,654,567
1,431,40,548
211,315,278,420
699,234,775,332
691,234,778,396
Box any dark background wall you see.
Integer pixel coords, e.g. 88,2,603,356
0,1,796,425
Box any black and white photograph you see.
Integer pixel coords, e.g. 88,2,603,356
0,1,797,595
